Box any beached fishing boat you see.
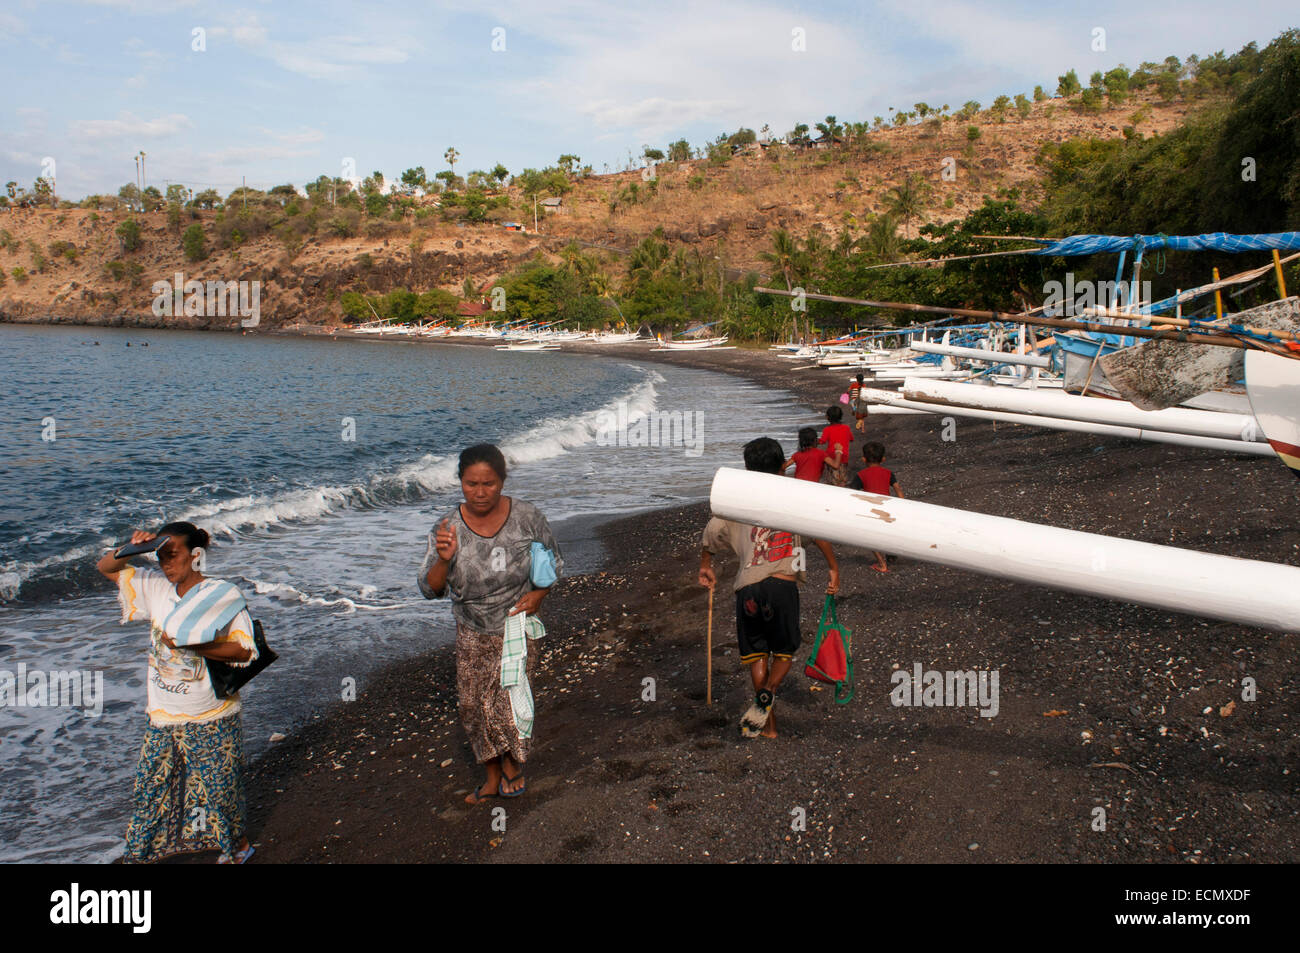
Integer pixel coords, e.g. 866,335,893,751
656,335,730,349
494,340,561,351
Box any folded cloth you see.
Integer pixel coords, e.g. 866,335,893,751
501,612,546,739
529,542,558,588
162,579,248,647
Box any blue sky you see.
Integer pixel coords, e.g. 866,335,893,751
1,0,1295,200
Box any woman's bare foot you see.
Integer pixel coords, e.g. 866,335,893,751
761,710,778,738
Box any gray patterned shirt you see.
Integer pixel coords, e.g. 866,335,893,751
417,497,562,633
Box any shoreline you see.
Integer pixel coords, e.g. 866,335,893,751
150,338,1300,864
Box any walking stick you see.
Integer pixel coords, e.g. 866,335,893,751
706,585,714,706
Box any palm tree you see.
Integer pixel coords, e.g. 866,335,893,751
865,215,902,262
444,147,459,173
885,175,931,238
759,228,798,290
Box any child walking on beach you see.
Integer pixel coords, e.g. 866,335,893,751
849,373,868,432
849,441,905,573
819,405,853,487
700,437,840,738
781,427,830,483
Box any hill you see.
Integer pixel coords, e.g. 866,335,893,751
0,89,1209,331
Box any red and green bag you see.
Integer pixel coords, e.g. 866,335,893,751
804,594,853,703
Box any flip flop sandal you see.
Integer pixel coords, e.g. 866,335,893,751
499,774,527,797
466,784,499,805
872,564,890,573
217,844,255,865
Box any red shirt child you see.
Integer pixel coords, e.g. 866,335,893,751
853,464,897,494
819,423,852,466
781,427,832,483
787,447,830,482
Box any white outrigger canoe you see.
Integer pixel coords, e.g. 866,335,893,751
654,335,731,350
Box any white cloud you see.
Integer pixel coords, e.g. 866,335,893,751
0,11,25,42
452,0,908,145
70,112,194,141
211,11,415,81
257,126,326,145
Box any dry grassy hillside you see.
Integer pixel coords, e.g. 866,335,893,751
0,90,1194,329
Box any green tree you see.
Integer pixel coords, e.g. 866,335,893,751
181,223,206,261
1104,66,1130,105
885,174,932,238
1057,69,1082,97
116,218,142,252
667,139,691,162
759,228,799,290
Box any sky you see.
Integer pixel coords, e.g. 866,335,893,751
0,0,1295,200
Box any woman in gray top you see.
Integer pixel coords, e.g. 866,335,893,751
419,444,562,803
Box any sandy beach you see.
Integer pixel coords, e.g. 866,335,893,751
166,340,1300,864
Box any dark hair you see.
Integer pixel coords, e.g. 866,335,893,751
855,373,865,383
797,426,818,450
743,437,785,474
458,444,507,481
826,405,843,423
157,521,210,551
863,441,886,465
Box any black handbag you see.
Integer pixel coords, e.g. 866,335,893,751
207,619,278,698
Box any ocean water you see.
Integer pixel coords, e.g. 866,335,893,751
0,324,810,862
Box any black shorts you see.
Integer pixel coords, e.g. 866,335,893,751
735,576,801,664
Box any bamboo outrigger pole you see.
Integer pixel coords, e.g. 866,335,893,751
752,287,1299,356
711,469,1300,633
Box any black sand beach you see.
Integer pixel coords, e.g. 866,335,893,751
208,342,1299,863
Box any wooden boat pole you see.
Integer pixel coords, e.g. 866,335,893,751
1214,268,1224,319
1275,251,1289,299
755,286,1299,357
1080,306,1300,343
903,378,1266,443
706,586,713,706
858,388,1272,456
710,469,1300,632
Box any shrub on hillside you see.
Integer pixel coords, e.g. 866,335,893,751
327,209,361,238
182,223,207,261
116,218,142,252
27,240,46,273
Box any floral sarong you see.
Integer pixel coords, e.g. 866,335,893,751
124,713,246,863
457,623,536,765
